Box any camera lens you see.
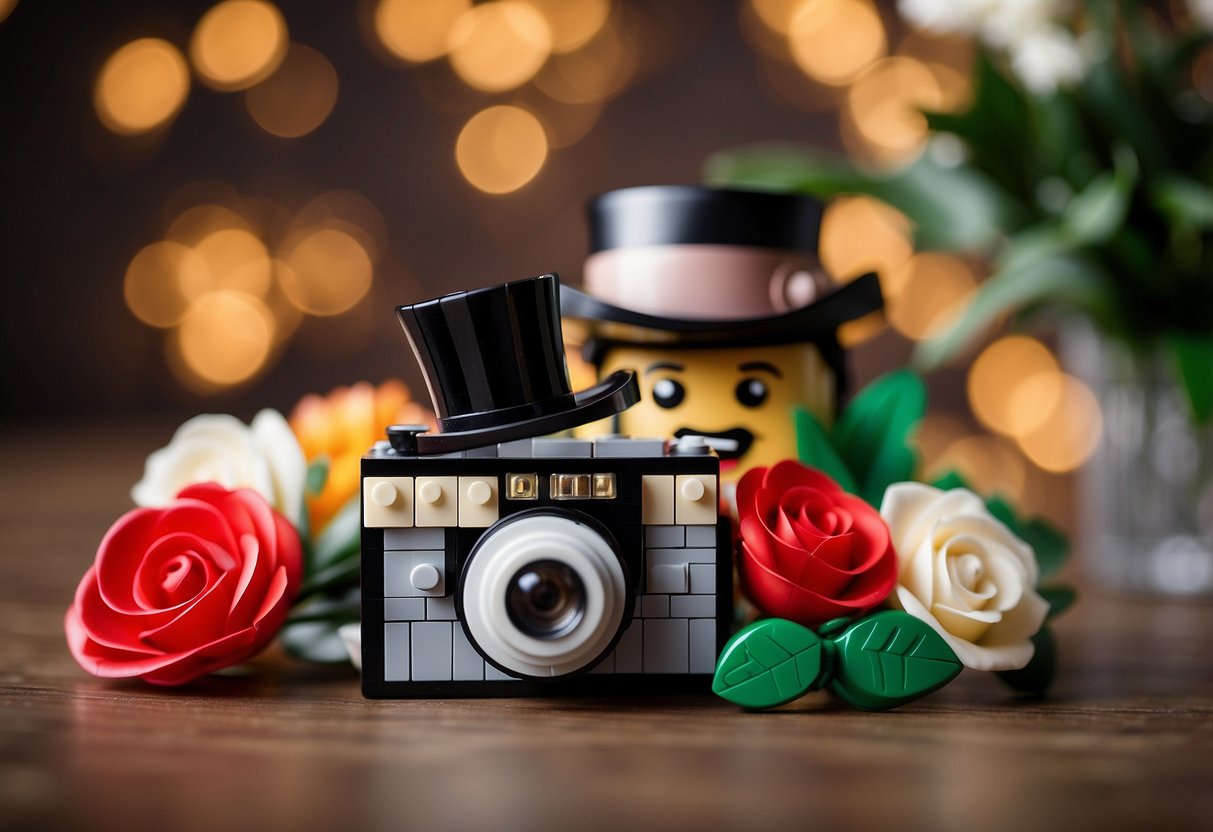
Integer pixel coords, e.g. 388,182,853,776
506,560,585,639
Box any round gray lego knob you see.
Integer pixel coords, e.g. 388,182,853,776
410,563,440,592
386,424,429,455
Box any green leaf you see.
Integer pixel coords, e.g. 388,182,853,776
704,145,1012,251
931,470,972,492
995,625,1056,696
986,497,1070,581
792,405,859,494
1040,585,1077,620
1170,333,1213,423
832,370,925,507
281,587,361,664
310,497,362,573
828,611,962,710
712,619,827,710
1059,148,1137,244
306,456,330,497
1151,175,1213,229
914,253,1109,369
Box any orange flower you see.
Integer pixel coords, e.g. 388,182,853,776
289,380,435,532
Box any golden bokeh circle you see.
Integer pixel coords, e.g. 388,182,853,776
95,38,191,135
456,105,549,194
526,0,611,54
124,241,205,328
845,56,943,161
1016,374,1103,473
279,226,374,316
788,0,886,86
448,1,552,92
191,227,274,299
374,0,469,63
967,335,1062,438
175,290,275,386
190,0,289,91
245,43,338,138
885,253,976,341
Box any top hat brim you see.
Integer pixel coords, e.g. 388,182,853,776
560,272,883,352
415,369,639,455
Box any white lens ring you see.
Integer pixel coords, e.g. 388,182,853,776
461,513,627,678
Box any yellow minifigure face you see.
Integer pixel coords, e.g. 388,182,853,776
598,342,835,484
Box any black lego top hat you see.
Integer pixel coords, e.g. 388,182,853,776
396,274,639,454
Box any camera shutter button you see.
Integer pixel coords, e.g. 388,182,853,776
410,563,440,592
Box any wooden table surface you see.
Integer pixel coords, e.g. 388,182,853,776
2,423,1211,832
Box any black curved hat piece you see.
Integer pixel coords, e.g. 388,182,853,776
396,274,639,454
588,185,827,253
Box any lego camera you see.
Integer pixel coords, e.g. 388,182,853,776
360,274,731,697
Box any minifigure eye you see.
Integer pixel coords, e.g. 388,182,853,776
652,378,685,409
735,378,768,408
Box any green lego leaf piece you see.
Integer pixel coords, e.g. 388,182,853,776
986,496,1070,581
995,626,1057,696
792,405,859,494
828,611,962,711
712,619,827,710
832,370,926,507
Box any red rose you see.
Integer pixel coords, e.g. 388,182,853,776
736,460,896,628
65,483,303,685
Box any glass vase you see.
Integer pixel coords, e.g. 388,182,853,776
1067,325,1213,597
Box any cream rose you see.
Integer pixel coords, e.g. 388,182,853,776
880,483,1049,671
132,410,307,529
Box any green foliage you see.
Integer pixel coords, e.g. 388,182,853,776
995,626,1057,697
282,587,360,664
793,370,926,507
706,6,1213,421
713,612,962,711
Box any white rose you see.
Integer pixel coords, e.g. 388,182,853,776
132,409,307,528
880,483,1049,671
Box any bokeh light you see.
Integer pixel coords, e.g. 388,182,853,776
968,335,1064,438
166,203,252,245
174,290,276,387
294,191,388,264
885,253,976,341
190,0,288,91
533,20,634,103
278,226,374,316
527,0,611,54
0,0,18,24
456,105,549,194
94,38,190,135
845,56,943,162
934,435,1027,502
124,241,205,328
374,0,469,63
749,0,804,34
820,195,914,282
1016,374,1103,473
788,0,886,86
190,228,274,299
448,1,552,92
245,42,338,138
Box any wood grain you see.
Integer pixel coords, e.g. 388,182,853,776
1,423,1210,832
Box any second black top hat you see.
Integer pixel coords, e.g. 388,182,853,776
396,274,638,453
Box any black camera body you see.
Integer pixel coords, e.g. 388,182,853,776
359,275,731,697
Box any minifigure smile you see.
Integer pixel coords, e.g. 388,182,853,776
674,427,754,463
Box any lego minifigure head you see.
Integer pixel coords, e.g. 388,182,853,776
561,186,883,485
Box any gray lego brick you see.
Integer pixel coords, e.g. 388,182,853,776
644,525,686,548
587,650,615,674
383,597,425,621
614,622,644,673
689,563,717,594
592,437,666,458
384,622,410,681
641,594,670,618
532,438,593,458
647,563,688,594
484,663,516,681
643,618,689,673
686,525,717,546
646,547,716,566
384,550,446,597
670,594,717,619
452,625,485,681
689,618,717,674
411,622,453,681
496,438,533,457
465,444,499,458
384,527,446,551
426,596,458,620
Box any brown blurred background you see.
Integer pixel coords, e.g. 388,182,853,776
0,0,1070,522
